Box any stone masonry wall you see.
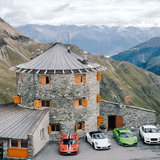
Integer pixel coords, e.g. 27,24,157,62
17,72,100,140
100,100,157,129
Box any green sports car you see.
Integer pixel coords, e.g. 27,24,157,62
113,128,138,146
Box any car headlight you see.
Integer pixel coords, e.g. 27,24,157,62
145,137,150,140
108,140,111,144
95,142,98,145
134,139,137,142
61,147,64,150
121,140,126,143
73,146,77,150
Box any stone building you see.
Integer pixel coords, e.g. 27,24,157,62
11,40,106,142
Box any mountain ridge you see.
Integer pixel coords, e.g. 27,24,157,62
15,24,160,56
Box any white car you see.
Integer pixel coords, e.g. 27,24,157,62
139,125,160,144
86,131,111,149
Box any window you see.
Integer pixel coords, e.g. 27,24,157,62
11,139,18,147
21,140,28,148
40,128,45,140
74,98,88,107
10,139,28,148
51,123,61,132
75,122,85,132
42,100,51,108
75,74,86,84
40,76,51,85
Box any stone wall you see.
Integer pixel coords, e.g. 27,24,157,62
17,72,100,140
100,100,157,129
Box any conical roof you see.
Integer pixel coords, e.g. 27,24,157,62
11,42,106,74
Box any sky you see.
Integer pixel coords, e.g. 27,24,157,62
0,0,160,27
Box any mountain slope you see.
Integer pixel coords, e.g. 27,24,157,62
0,18,52,103
111,37,160,75
15,25,160,56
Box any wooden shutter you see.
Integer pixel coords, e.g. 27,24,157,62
82,122,85,131
48,125,51,134
97,94,101,103
75,75,81,83
49,100,51,109
14,96,21,104
115,116,123,128
34,100,41,108
83,75,86,83
83,98,88,107
97,116,103,126
74,99,79,107
49,76,51,85
19,74,22,83
40,76,46,84
97,72,101,81
75,124,78,132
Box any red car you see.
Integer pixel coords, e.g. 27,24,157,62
58,134,80,155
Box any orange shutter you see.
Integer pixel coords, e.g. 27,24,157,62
40,76,46,84
97,94,101,103
37,100,41,108
75,75,81,83
97,72,101,81
82,122,85,131
97,116,103,126
75,124,78,132
48,125,51,134
74,99,79,107
49,76,51,85
34,101,37,108
19,74,22,83
14,96,21,104
49,100,51,108
83,75,86,83
83,98,88,107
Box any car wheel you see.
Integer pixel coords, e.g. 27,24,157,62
139,131,141,137
85,136,88,142
118,139,121,145
92,143,95,149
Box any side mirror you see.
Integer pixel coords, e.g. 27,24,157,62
78,141,80,144
58,142,60,144
134,133,136,136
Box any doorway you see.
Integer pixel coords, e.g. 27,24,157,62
108,115,123,131
0,142,3,160
108,115,116,130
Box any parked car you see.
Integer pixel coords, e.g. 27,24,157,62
113,128,138,146
139,125,160,144
86,131,111,149
58,134,80,155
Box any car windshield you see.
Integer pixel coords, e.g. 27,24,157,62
92,133,106,139
62,139,77,145
120,132,134,138
144,128,159,133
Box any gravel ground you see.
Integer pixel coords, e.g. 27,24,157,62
33,129,160,160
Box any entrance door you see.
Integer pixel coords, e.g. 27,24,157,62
108,115,116,130
0,142,3,160
115,116,123,128
108,115,123,130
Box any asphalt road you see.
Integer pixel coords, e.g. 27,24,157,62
33,129,160,160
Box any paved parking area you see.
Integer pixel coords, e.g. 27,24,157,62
33,129,160,160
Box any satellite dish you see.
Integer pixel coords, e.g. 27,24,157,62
118,101,124,108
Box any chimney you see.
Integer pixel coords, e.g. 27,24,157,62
124,96,131,106
82,51,88,64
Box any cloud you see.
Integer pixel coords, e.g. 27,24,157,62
0,0,160,27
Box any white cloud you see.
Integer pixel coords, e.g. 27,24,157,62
0,0,160,27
